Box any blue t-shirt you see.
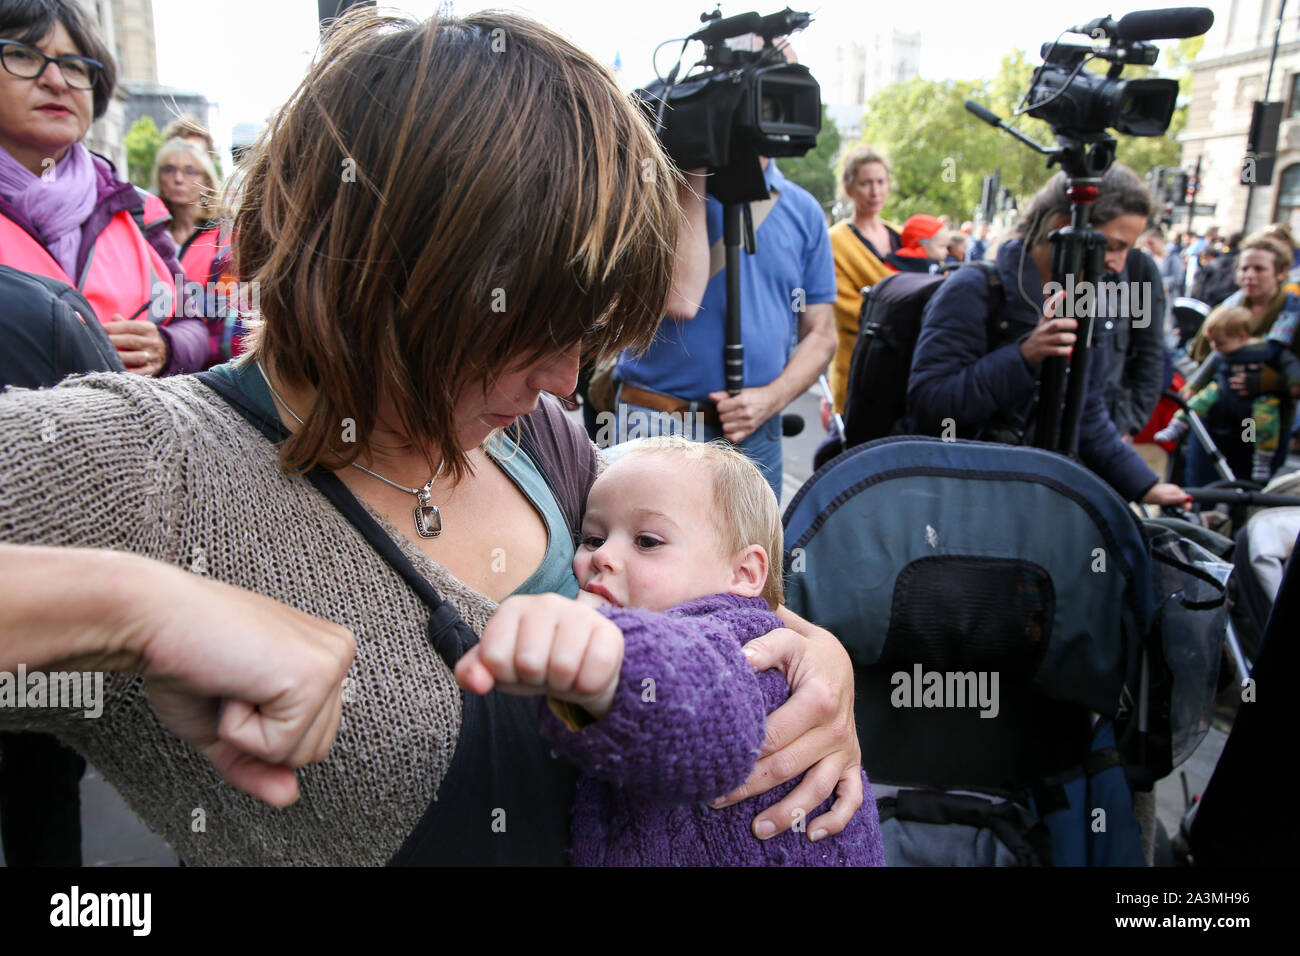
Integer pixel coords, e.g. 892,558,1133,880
491,432,580,599
616,160,835,402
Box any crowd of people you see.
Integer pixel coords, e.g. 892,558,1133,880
0,0,1296,869
813,147,1300,496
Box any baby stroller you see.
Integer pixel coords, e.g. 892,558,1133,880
782,436,1232,866
1149,389,1300,668
1171,297,1210,355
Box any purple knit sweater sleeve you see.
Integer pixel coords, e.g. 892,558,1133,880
536,594,781,802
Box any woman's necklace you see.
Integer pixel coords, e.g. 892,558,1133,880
255,361,446,538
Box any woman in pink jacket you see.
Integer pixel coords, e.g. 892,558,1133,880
0,0,206,376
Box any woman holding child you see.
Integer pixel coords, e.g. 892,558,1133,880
0,9,866,865
1180,233,1300,483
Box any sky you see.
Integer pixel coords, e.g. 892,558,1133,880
151,0,1205,159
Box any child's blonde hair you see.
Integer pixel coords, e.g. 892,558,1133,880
619,436,784,609
1202,304,1253,342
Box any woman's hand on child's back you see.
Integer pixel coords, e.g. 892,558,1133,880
712,609,864,843
454,594,625,719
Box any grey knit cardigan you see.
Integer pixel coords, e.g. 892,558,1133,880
0,371,575,865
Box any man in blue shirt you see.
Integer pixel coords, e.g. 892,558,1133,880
966,221,990,262
613,158,837,498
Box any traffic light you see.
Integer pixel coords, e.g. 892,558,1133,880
1244,100,1284,185
1146,165,1166,201
1173,170,1190,205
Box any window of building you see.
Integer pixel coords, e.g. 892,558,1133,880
1289,74,1300,117
1274,164,1300,232
1237,74,1264,108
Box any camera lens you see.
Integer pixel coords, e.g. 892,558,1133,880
762,94,786,124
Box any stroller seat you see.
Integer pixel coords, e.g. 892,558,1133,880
783,436,1225,864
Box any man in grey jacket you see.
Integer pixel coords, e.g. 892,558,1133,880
1102,246,1168,439
1140,227,1185,302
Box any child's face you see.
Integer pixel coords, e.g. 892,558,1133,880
574,452,751,611
1210,331,1249,354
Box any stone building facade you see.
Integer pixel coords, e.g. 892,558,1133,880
1182,0,1300,235
80,0,126,170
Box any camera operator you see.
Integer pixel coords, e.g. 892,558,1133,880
906,164,1189,508
615,40,836,499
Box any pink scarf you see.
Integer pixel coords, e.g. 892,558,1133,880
0,142,97,279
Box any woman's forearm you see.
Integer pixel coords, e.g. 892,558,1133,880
0,545,145,674
0,543,355,805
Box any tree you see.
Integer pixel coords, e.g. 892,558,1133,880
124,116,162,189
779,103,841,216
981,49,1056,205
856,75,1006,224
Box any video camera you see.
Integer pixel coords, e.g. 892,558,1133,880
635,7,821,204
1025,15,1184,140
964,7,1213,458
969,8,1212,175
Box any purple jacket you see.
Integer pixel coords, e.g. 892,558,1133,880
536,593,886,866
0,152,206,376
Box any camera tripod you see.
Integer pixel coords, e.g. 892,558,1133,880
966,99,1119,457
1034,136,1117,455
722,199,757,397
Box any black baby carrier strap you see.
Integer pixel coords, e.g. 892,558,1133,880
197,370,576,865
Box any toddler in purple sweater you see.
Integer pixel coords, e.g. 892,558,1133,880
456,436,884,866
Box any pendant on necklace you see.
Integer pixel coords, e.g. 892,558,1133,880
415,504,442,538
414,486,442,538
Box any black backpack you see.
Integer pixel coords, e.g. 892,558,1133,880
0,265,124,389
842,262,1003,448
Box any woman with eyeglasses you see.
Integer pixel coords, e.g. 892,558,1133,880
0,0,207,377
152,136,242,367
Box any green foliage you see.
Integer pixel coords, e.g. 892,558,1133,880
779,104,841,215
124,116,163,189
855,75,1005,223
851,45,1194,223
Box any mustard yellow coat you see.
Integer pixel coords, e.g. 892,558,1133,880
829,219,901,413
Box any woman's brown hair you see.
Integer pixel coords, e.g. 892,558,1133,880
1239,232,1292,275
233,9,680,481
840,145,889,194
1016,163,1153,251
1263,222,1296,252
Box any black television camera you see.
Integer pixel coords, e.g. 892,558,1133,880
965,7,1213,458
1025,21,1180,141
635,7,821,204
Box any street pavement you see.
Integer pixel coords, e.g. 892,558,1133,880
0,385,1240,866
